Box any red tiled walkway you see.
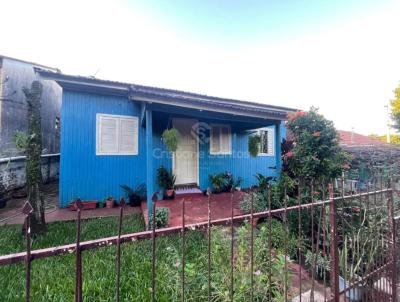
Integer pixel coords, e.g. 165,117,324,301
141,192,244,227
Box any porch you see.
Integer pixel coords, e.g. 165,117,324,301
141,192,244,227
142,102,285,217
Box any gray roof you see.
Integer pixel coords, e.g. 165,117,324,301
36,68,296,120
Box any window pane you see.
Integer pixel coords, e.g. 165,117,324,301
261,130,269,154
119,118,138,154
99,117,118,153
210,126,220,153
220,126,231,153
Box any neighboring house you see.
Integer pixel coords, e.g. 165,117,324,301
38,69,294,212
337,130,400,182
0,55,62,198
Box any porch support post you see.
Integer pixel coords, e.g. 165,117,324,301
146,109,154,218
275,122,282,171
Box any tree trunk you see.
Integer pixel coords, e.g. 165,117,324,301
23,81,46,235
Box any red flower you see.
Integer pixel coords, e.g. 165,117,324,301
286,151,293,158
287,111,307,121
352,207,361,213
313,132,321,137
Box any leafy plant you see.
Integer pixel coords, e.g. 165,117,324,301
120,183,146,206
305,250,330,280
240,191,268,214
248,134,261,157
162,128,180,152
148,207,170,229
285,107,351,181
157,166,176,190
209,173,227,193
222,172,243,192
255,173,274,191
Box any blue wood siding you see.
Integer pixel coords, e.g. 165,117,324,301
198,124,285,190
59,91,146,207
59,90,285,207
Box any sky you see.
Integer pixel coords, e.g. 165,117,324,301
1,0,400,135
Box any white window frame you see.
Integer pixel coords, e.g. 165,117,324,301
257,127,275,156
210,124,232,155
96,113,139,156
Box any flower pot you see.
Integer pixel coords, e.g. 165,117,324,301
166,189,175,199
106,199,114,209
129,195,142,207
339,276,363,301
68,200,98,211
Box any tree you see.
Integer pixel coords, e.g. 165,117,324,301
390,82,400,130
15,81,46,235
284,107,350,182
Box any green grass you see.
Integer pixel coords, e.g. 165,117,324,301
0,216,289,301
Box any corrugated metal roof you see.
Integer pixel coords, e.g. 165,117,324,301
36,68,296,119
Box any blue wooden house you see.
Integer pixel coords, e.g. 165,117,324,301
38,70,294,213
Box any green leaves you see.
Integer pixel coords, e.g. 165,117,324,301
162,128,180,152
248,134,261,157
286,107,351,181
13,131,29,151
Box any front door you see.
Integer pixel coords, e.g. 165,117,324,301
173,118,198,185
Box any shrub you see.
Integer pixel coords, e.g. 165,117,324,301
157,166,176,190
120,183,146,206
148,207,169,229
209,173,227,193
285,107,351,181
209,223,291,301
240,191,268,214
258,219,298,260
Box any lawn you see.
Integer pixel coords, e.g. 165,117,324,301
0,214,289,301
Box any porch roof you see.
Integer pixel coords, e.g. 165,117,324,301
36,68,296,120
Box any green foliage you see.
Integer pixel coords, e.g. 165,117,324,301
0,217,292,301
148,207,170,229
208,223,291,301
13,131,29,151
390,82,400,130
240,191,268,213
286,107,351,181
209,172,227,193
255,173,274,191
248,134,261,157
156,166,176,190
120,183,146,206
162,128,180,152
210,172,242,193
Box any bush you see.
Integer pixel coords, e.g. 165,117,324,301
258,219,298,260
285,107,351,181
209,223,291,301
240,191,268,214
148,207,169,229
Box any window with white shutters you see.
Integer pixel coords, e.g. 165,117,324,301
96,114,138,155
257,128,275,156
210,124,231,155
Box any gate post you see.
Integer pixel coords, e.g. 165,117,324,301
329,183,340,302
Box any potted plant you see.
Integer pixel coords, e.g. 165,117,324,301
248,134,261,157
162,128,180,152
209,173,227,193
106,196,114,209
120,183,146,206
98,200,105,208
157,166,176,200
